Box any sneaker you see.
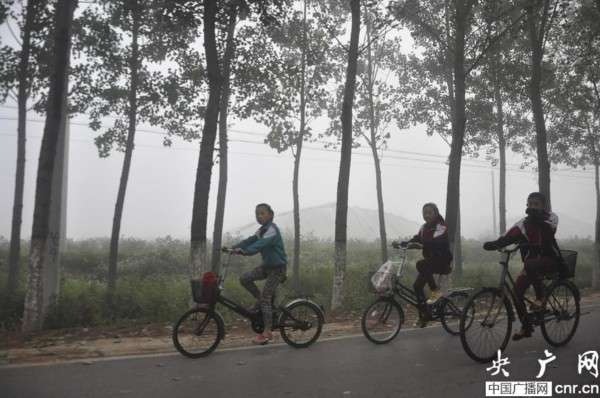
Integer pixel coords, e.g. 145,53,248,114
512,327,533,341
426,289,443,305
412,317,428,328
252,332,271,345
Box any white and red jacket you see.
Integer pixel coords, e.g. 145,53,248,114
409,216,453,260
494,211,560,259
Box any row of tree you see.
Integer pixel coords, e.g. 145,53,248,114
1,0,599,331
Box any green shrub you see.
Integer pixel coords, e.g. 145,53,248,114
0,236,597,330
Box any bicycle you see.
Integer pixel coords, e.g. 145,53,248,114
459,245,580,363
361,244,473,344
172,248,325,358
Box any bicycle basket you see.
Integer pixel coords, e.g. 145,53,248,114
190,272,219,304
559,250,577,278
369,261,395,294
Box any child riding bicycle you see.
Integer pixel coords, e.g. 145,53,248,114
483,192,560,341
392,202,453,328
224,203,287,345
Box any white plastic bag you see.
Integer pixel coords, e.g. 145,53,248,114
371,261,395,293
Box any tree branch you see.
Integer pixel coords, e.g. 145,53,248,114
357,24,393,56
437,130,451,147
360,131,371,146
6,19,22,47
7,89,18,103
592,79,600,113
464,11,527,76
540,0,560,56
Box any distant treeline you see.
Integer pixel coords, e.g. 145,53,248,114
0,236,595,331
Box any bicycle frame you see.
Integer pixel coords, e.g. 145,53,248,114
212,253,263,321
490,246,553,325
387,248,420,307
211,252,311,330
386,248,455,316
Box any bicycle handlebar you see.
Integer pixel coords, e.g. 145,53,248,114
221,247,241,255
499,243,527,254
391,244,422,250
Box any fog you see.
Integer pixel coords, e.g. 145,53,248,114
0,109,594,242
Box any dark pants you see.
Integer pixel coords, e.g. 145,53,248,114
240,265,286,330
514,256,558,330
413,257,452,314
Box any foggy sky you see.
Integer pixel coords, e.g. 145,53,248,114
0,12,595,244
0,109,595,242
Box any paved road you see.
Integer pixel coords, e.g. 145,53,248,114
1,305,598,398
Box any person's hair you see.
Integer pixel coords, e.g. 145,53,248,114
256,203,274,216
527,192,546,207
422,202,444,222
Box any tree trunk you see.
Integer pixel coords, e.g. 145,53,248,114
191,0,221,278
445,0,468,260
7,0,36,296
292,140,303,291
493,70,507,234
22,0,76,333
292,0,308,292
44,100,68,311
107,4,140,304
592,134,600,290
491,170,497,235
211,8,237,273
526,1,551,207
332,0,360,311
365,7,388,263
453,206,463,277
371,146,387,263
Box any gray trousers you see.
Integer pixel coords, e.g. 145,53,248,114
240,265,286,330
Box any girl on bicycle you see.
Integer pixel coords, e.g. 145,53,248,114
393,202,453,327
483,192,560,341
230,203,287,345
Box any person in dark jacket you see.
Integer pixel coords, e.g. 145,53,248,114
229,203,287,345
393,202,453,327
483,192,560,341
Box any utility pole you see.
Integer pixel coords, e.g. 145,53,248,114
491,169,497,236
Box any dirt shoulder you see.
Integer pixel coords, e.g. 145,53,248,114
2,291,599,366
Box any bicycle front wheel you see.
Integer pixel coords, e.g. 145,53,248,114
541,280,580,347
172,307,224,358
441,291,471,335
460,288,513,363
279,300,324,348
361,297,404,344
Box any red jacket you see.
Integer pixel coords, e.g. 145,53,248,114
496,211,560,259
409,217,453,260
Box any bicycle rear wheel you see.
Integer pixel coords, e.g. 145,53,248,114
460,288,513,363
279,300,324,348
441,291,471,335
361,297,404,344
172,307,224,358
541,280,580,347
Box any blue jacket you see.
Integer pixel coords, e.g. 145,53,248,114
233,222,288,269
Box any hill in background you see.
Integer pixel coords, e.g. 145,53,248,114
229,203,594,241
229,203,421,241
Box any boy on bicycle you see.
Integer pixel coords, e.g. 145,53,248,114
483,192,560,341
393,202,453,328
228,203,287,345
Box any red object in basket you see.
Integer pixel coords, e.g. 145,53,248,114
200,272,218,303
191,272,220,304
